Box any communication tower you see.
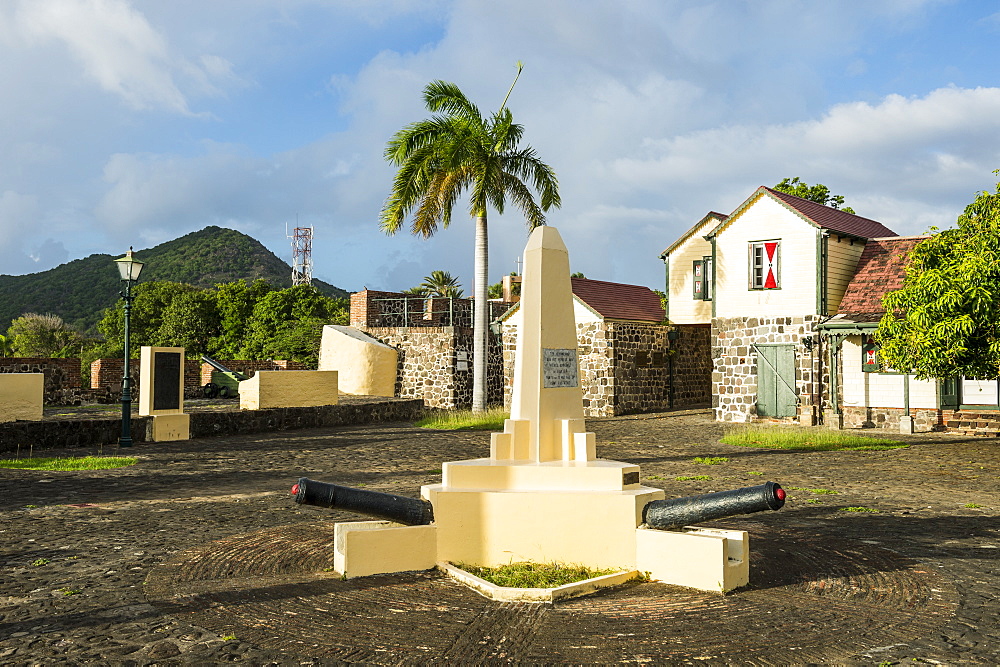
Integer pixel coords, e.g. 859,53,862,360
288,224,314,286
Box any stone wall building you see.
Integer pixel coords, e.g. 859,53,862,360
661,186,899,425
346,282,711,416
500,278,710,417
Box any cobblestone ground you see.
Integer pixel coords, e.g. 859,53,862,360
1,409,998,664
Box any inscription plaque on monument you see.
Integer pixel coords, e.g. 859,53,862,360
542,348,579,388
153,351,182,411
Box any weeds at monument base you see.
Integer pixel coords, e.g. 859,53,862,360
452,561,622,588
721,425,907,451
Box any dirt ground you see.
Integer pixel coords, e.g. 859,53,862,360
1,409,998,664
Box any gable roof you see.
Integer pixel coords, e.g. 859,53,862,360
708,186,898,240
498,278,665,324
570,277,664,322
836,235,929,318
659,211,727,258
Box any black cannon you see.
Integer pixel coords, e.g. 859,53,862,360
642,481,785,531
201,355,248,398
291,477,434,526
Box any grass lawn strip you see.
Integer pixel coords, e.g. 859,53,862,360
0,456,137,471
720,425,906,451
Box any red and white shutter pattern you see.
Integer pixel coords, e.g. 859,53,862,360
763,242,778,289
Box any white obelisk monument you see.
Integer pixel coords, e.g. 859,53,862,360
422,226,665,568
333,225,751,592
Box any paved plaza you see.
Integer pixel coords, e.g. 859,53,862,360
1,409,998,664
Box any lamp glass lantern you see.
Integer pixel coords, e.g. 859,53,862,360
115,249,144,282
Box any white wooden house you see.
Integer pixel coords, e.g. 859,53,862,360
661,186,897,423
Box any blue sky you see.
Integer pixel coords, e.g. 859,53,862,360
2,0,1000,296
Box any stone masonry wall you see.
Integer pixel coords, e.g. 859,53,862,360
361,326,504,409
712,315,823,423
0,357,82,404
502,320,675,418
670,324,712,408
501,321,617,417
609,322,670,415
841,406,940,432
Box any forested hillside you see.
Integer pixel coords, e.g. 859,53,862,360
0,226,349,333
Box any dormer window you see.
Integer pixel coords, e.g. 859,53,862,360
750,240,780,289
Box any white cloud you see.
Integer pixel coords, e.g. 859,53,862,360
14,0,234,113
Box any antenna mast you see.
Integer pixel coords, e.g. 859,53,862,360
288,223,314,286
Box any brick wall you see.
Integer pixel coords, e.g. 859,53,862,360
90,358,143,389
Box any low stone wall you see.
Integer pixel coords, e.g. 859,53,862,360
841,406,940,432
0,358,82,404
0,398,424,453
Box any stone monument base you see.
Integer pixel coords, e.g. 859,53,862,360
149,413,190,442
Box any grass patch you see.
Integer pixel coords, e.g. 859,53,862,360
415,408,509,431
693,456,728,465
720,426,907,451
453,561,620,588
838,506,879,513
0,456,137,471
964,503,983,509
675,475,712,481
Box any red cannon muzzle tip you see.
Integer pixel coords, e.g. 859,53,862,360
775,487,785,501
291,483,299,495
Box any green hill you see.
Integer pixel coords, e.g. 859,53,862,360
0,226,350,333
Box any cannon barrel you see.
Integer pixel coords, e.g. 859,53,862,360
200,354,248,381
291,477,434,526
642,481,785,531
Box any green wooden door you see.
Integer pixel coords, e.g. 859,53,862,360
755,344,797,417
939,377,959,410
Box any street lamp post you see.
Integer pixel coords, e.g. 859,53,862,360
114,248,144,448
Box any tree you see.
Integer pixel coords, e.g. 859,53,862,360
773,177,856,214
6,313,83,357
0,333,14,357
212,279,274,358
240,285,347,362
380,63,561,411
418,270,464,298
876,179,1000,380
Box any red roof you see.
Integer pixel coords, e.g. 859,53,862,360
571,277,664,322
837,236,929,316
764,187,898,239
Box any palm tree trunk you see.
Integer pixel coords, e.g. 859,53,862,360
472,213,488,412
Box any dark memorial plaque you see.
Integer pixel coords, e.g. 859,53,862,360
153,352,182,411
543,348,578,388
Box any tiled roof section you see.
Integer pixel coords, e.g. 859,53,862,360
571,277,665,322
837,236,929,316
764,187,898,239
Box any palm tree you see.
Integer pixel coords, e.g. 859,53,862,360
380,65,560,411
419,270,464,298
